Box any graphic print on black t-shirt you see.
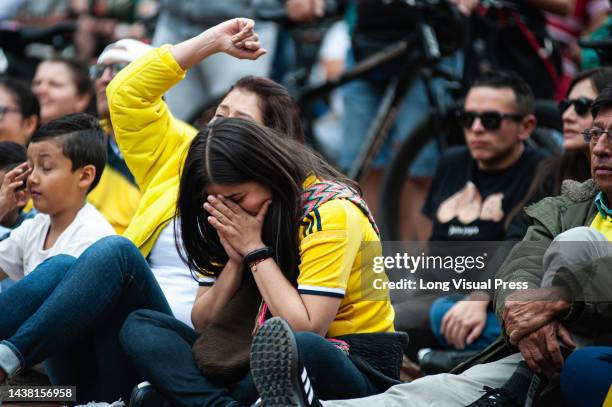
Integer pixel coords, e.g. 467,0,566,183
423,145,546,241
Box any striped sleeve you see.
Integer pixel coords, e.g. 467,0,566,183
297,200,362,298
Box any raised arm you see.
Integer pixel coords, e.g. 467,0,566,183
106,19,266,192
171,18,266,70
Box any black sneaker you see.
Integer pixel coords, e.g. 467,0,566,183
418,348,481,375
250,317,322,407
129,381,170,407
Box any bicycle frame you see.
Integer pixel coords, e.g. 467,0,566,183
349,23,446,181
295,21,446,182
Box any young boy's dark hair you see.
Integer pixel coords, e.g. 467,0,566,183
0,141,27,171
30,112,107,191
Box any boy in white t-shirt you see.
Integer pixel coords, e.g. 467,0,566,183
0,112,115,282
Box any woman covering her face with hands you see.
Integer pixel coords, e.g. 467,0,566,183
119,117,400,406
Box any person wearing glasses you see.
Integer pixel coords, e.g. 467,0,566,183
85,39,153,234
506,67,612,241
410,71,548,372
424,70,546,244
0,77,40,147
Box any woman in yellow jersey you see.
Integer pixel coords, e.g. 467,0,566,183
119,117,401,406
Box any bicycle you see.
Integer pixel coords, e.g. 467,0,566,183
275,0,563,240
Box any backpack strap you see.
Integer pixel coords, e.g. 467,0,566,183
300,180,380,237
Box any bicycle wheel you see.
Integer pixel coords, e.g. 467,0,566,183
379,112,452,241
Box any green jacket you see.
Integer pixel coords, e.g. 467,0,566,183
455,178,612,372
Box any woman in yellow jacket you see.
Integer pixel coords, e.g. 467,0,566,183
120,117,399,407
106,18,303,326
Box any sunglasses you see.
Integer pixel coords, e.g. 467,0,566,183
456,110,524,131
89,62,129,80
559,97,593,117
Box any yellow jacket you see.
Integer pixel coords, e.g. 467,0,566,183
87,120,141,234
107,45,196,257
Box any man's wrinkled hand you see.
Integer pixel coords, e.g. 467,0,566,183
503,287,571,345
517,321,575,374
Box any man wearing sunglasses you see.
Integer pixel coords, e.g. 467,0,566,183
417,71,548,370
424,70,545,241
85,39,153,234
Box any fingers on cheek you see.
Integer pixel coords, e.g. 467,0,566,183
208,216,221,229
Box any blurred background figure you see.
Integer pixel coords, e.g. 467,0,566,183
85,38,151,233
31,56,94,124
0,76,39,145
545,0,610,98
70,0,158,59
151,0,278,121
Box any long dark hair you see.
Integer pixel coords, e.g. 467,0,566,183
526,68,612,199
504,68,612,231
175,117,356,283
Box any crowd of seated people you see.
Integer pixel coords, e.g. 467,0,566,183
0,1,611,406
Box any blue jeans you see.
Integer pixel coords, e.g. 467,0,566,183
121,310,380,407
340,50,463,176
429,295,501,351
0,236,172,402
561,347,612,407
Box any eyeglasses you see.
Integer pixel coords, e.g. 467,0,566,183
0,106,21,121
583,127,612,143
456,110,524,131
89,62,129,80
559,97,593,117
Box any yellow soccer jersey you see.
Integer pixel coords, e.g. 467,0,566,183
88,165,141,235
297,178,395,337
590,212,612,241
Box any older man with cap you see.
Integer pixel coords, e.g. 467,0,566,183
87,39,152,234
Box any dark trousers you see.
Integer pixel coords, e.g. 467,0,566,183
120,309,382,407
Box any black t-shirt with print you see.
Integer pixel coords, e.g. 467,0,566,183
423,144,547,241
